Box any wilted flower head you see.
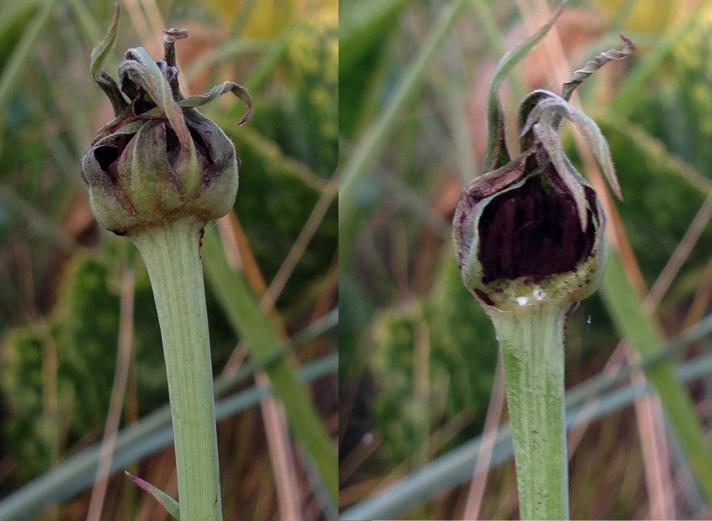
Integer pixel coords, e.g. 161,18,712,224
81,6,252,236
453,17,633,313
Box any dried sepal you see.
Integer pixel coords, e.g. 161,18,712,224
561,34,635,102
533,116,590,230
179,81,253,125
522,93,622,201
517,89,558,150
483,5,564,172
89,3,128,115
119,47,193,149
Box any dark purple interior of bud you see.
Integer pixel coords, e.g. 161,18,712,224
162,124,213,173
189,127,214,171
166,126,180,167
94,146,120,171
478,164,597,284
94,134,132,181
133,96,156,115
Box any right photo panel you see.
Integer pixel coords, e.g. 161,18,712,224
339,1,712,520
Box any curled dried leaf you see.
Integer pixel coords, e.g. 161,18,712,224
561,34,636,102
179,81,253,125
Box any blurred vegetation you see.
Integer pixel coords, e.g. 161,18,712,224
339,0,712,519
0,0,337,520
369,258,498,463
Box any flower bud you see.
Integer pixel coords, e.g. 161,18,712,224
453,146,606,313
453,33,634,314
80,7,252,236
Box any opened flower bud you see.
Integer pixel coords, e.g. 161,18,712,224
452,21,634,519
453,33,634,314
453,146,607,313
81,7,252,236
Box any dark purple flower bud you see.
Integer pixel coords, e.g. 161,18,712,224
453,34,634,313
453,146,606,312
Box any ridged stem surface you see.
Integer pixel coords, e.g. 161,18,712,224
133,218,222,521
491,305,568,520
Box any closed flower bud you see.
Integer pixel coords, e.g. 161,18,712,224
80,7,252,236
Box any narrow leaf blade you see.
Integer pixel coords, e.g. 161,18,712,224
125,471,180,519
89,3,119,82
483,2,565,171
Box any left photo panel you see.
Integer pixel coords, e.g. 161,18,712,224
0,1,337,520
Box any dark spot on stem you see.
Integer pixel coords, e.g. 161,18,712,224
474,289,494,306
198,226,205,258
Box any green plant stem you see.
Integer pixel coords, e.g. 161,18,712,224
490,305,568,520
133,218,222,521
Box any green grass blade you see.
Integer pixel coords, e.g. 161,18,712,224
184,39,269,84
0,0,58,132
66,0,100,42
340,0,409,70
201,228,338,506
0,0,39,40
339,0,468,231
238,21,297,93
600,249,712,499
566,313,712,405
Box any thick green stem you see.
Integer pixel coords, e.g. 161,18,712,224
133,218,222,521
490,305,568,520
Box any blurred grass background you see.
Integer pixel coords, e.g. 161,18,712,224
339,0,712,519
0,0,337,520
